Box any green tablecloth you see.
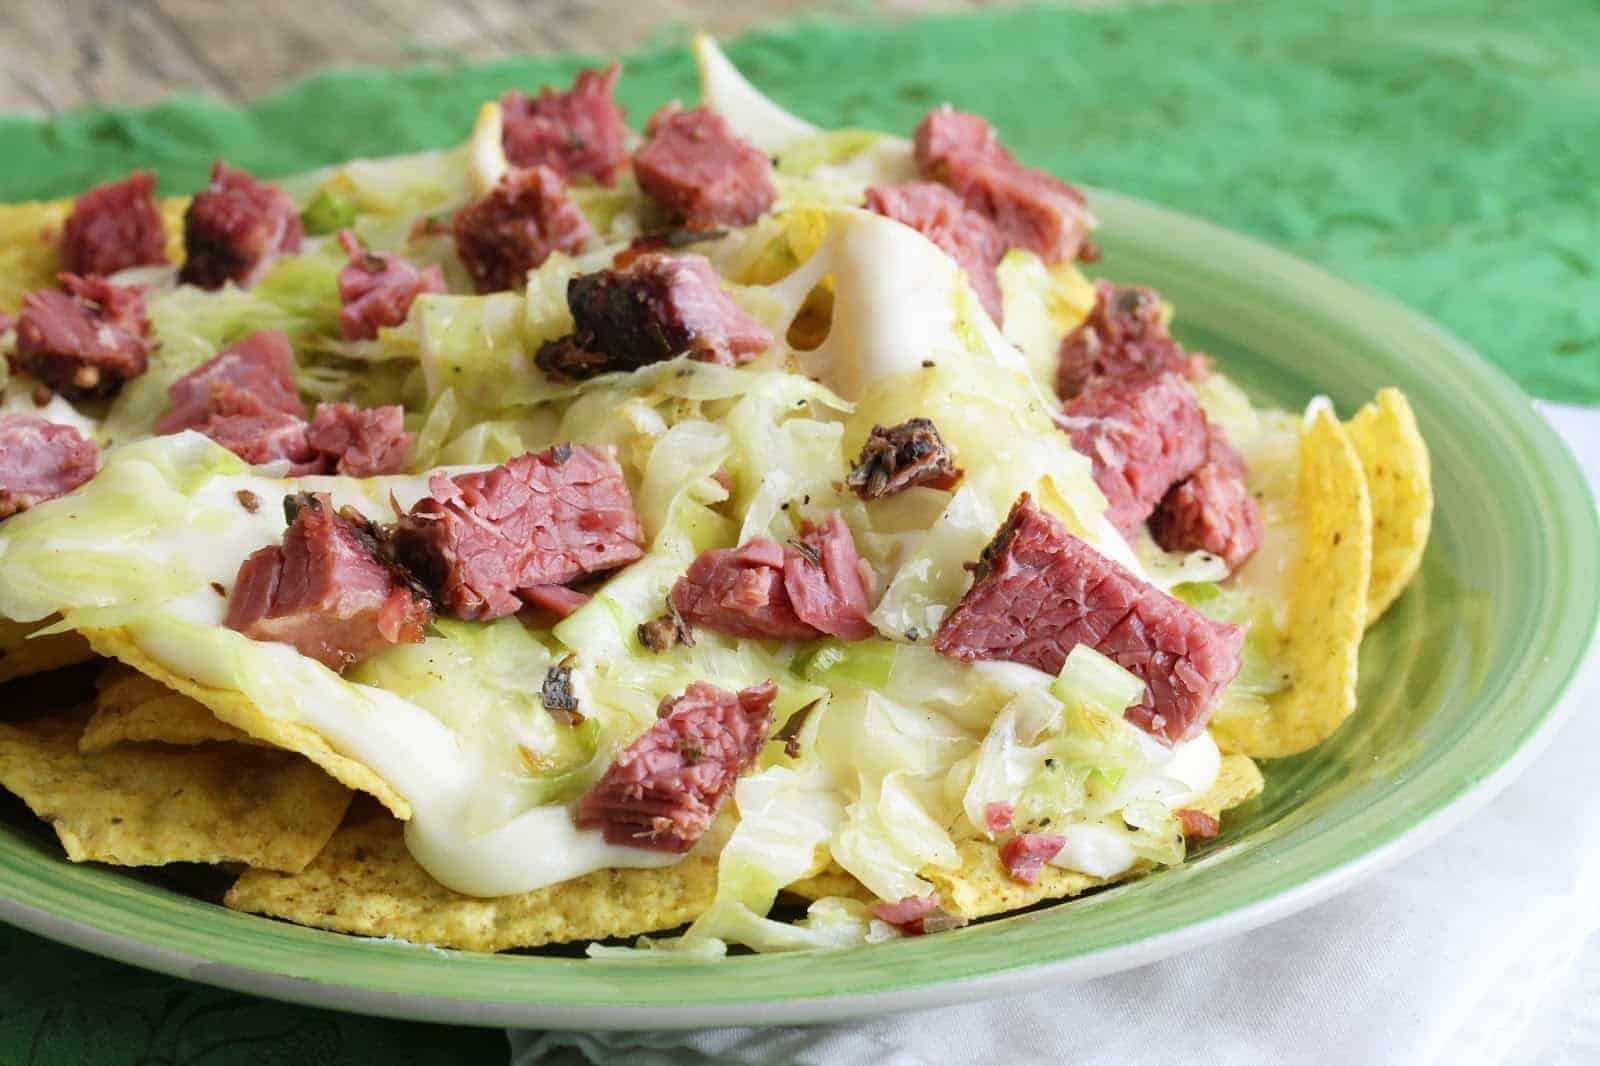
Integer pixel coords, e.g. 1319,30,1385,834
0,0,1595,1059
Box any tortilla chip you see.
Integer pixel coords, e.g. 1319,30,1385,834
224,805,723,952
84,627,413,820
1211,407,1372,758
0,617,95,684
789,753,1264,919
1347,388,1432,624
82,666,253,753
0,707,351,871
0,198,188,312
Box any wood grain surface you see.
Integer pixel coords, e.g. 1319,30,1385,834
1,0,995,115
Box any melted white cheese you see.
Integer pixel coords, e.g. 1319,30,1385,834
770,209,967,400
693,34,817,153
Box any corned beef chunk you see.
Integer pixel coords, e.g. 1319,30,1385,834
1151,428,1263,572
453,165,591,293
336,230,445,341
846,417,962,500
864,182,1007,323
575,680,777,852
157,329,319,470
199,408,318,470
391,444,645,621
783,512,876,641
1058,371,1208,540
14,275,150,399
671,538,817,641
671,512,876,642
158,331,408,476
999,833,1066,884
1177,808,1220,840
1056,281,1200,399
634,104,776,229
534,253,773,380
225,493,430,671
500,63,628,186
179,162,303,290
158,330,304,434
934,494,1244,743
913,105,1094,264
305,403,413,478
59,171,168,277
0,414,98,519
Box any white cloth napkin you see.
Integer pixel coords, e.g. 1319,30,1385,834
510,404,1600,1066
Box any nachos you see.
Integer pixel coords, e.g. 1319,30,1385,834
0,39,1431,955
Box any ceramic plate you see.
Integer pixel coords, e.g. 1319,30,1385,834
0,189,1594,1030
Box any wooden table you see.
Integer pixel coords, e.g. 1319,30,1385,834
2,0,995,115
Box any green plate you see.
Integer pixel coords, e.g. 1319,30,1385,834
0,189,1593,1029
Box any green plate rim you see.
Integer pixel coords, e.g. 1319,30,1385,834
0,187,1593,1030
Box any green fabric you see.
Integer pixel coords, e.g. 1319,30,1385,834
0,0,1593,1057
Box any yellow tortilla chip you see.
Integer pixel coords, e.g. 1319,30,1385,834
0,707,351,872
1211,407,1372,758
0,616,95,684
224,805,723,952
789,754,1264,919
0,198,186,312
81,666,252,753
1347,388,1432,624
84,628,413,820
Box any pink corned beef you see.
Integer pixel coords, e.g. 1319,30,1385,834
634,104,776,229
1177,808,1221,840
453,165,591,293
0,415,98,519
59,171,168,278
865,182,1007,323
783,512,876,641
871,895,942,935
670,537,817,641
1056,281,1201,399
179,161,302,290
1058,371,1208,540
391,444,645,620
225,493,430,671
305,403,413,478
574,680,778,852
520,584,591,619
1150,427,1263,572
198,407,318,470
670,512,875,642
335,230,445,341
14,275,150,399
159,332,408,477
983,801,1015,835
933,494,1244,744
501,64,628,186
999,833,1066,884
913,105,1094,264
158,330,304,434
535,253,773,380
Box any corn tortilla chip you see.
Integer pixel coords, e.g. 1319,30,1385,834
82,666,253,753
1211,407,1372,758
0,617,95,685
224,805,725,952
1347,388,1432,624
0,707,351,872
84,627,413,820
0,198,186,312
789,753,1264,918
